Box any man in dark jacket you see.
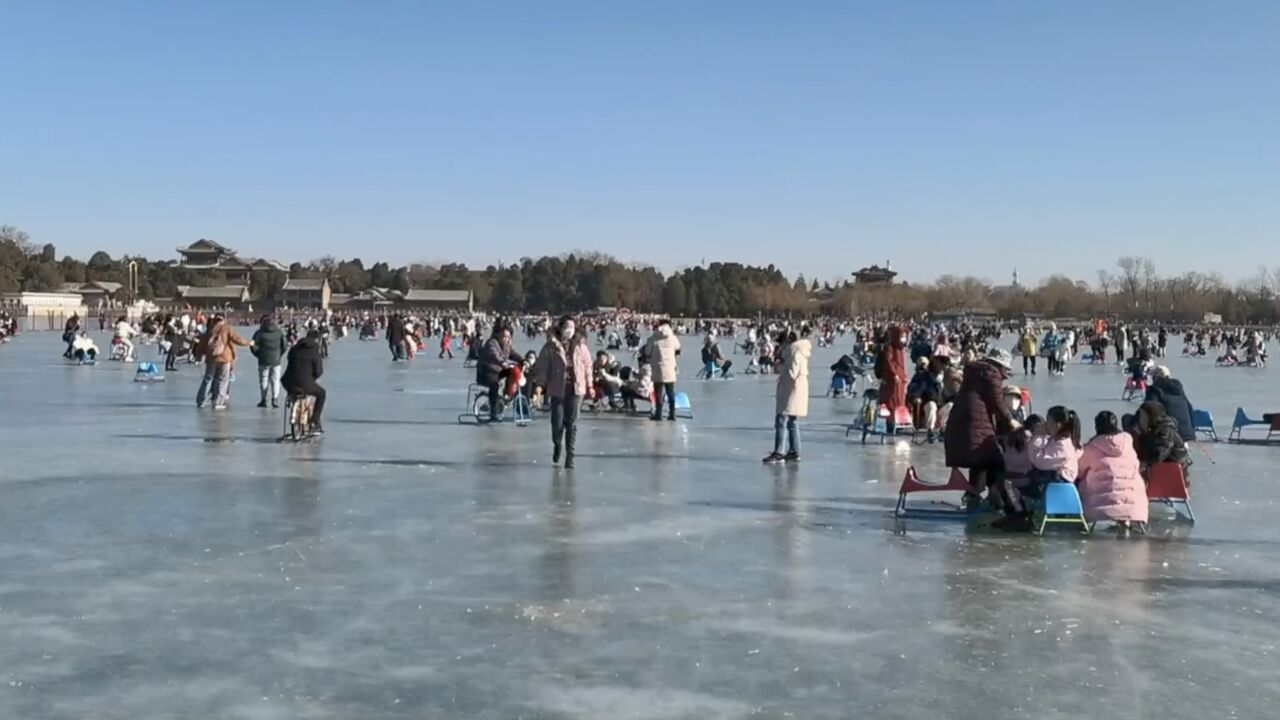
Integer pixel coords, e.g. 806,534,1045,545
1145,366,1196,441
251,315,288,408
386,314,406,361
282,330,326,433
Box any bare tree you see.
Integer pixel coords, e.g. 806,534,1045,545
1095,270,1115,313
1116,257,1142,310
310,255,339,277
0,225,35,255
1140,258,1157,315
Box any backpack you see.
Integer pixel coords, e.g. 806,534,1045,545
206,328,227,359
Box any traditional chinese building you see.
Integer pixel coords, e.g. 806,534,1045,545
174,239,288,284
852,261,898,284
175,285,251,310
279,278,332,309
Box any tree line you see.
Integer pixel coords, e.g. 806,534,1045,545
2,225,1278,322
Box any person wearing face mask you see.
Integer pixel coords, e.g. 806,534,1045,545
874,325,908,435
533,315,594,468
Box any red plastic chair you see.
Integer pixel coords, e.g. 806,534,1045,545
1147,462,1194,523
895,466,972,517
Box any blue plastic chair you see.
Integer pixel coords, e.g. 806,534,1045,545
1192,409,1217,442
674,392,693,419
1035,483,1090,535
1228,407,1270,443
134,361,163,382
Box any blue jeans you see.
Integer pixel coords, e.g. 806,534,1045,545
774,414,800,455
196,362,231,407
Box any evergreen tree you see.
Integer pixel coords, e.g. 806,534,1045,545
663,275,687,316
684,284,700,317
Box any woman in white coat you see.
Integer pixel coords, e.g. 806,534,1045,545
644,319,682,421
764,328,812,463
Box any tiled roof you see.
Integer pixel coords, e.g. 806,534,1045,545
402,289,471,303
177,238,235,254
282,278,328,291
179,285,249,300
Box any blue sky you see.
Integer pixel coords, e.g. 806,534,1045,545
2,1,1277,284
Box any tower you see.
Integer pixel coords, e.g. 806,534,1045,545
1012,268,1020,287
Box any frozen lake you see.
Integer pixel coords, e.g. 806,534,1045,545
2,330,1279,719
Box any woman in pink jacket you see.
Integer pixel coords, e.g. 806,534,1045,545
533,315,594,469
1077,411,1148,535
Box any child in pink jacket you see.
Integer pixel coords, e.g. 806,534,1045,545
1029,406,1083,483
1077,411,1148,534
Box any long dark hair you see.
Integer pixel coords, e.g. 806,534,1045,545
1094,411,1120,436
1045,405,1081,449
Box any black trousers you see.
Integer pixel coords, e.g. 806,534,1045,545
550,394,579,456
290,383,326,422
969,465,1012,510
486,371,511,419
653,382,676,419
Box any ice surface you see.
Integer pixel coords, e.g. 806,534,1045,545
1,332,1278,719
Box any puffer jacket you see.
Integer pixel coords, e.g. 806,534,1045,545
776,338,811,417
944,359,1016,469
1145,378,1196,442
533,337,594,399
1138,416,1190,470
906,370,941,404
202,322,250,365
1077,432,1148,523
282,337,324,392
251,321,287,367
1030,435,1082,482
646,325,681,384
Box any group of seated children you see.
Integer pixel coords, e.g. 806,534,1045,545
993,401,1191,534
567,351,656,414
